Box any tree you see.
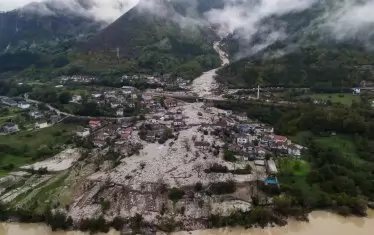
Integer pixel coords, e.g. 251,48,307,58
168,188,185,202
59,91,72,104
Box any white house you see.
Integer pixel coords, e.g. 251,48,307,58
111,103,120,109
116,109,124,117
76,128,90,137
288,147,301,156
29,111,43,119
18,102,30,109
237,135,249,145
266,159,278,175
92,93,102,98
352,88,361,95
70,95,82,103
35,121,48,129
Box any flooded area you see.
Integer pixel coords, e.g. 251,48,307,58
1,211,374,235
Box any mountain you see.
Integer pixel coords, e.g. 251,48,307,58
75,0,223,78
0,0,139,53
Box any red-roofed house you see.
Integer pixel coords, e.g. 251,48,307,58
89,120,102,129
255,146,267,156
273,135,288,144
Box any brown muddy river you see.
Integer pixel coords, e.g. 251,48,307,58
1,211,373,235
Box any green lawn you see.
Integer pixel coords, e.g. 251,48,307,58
0,124,76,173
0,124,76,149
278,158,310,177
302,93,360,106
291,131,365,166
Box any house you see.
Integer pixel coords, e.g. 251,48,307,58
29,111,43,119
89,120,102,129
235,112,248,122
35,121,48,129
266,159,278,175
2,123,19,134
237,135,249,145
255,146,267,156
146,131,156,142
288,146,301,156
172,120,185,128
17,102,31,109
93,140,106,148
50,115,60,125
254,160,266,166
223,117,235,127
352,88,361,95
76,128,90,138
273,135,288,144
288,144,304,156
116,109,124,117
195,141,210,150
237,124,254,134
92,93,102,99
263,127,274,134
120,131,132,139
70,95,82,103
164,98,179,108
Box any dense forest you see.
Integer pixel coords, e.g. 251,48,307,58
216,46,374,88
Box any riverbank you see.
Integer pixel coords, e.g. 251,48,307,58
169,210,374,235
1,211,373,235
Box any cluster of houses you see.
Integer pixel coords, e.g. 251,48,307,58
0,96,62,134
59,75,97,84
77,119,135,149
1,97,31,110
121,74,189,88
71,87,139,116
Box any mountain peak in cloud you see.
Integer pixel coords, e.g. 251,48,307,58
8,0,139,23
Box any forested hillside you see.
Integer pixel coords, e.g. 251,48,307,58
216,46,374,88
0,10,101,53
76,0,221,79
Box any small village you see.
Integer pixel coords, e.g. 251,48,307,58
0,96,63,135
0,77,307,231
64,88,306,228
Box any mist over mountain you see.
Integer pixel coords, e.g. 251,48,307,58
1,0,374,79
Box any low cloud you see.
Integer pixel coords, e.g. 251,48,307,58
319,0,374,43
15,0,138,23
3,0,374,56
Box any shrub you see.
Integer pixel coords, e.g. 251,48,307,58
194,182,203,192
205,163,228,173
168,188,185,202
223,150,236,162
210,181,236,195
231,165,252,175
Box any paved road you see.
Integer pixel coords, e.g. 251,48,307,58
24,96,136,121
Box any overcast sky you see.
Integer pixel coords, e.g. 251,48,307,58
0,0,43,11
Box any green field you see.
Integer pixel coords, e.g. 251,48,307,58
0,124,76,174
277,158,310,177
291,131,364,166
301,93,360,106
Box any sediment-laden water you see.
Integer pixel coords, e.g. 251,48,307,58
1,211,373,235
